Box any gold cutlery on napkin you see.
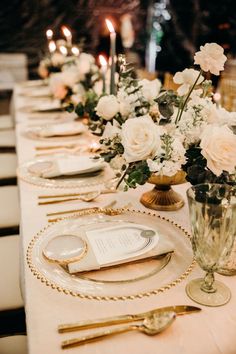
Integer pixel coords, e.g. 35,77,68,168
58,305,201,333
61,311,176,349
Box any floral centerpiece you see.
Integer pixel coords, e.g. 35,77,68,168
93,44,236,210
48,53,100,104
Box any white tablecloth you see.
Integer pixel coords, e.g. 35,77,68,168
13,84,236,354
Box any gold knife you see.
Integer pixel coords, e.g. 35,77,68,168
58,305,201,333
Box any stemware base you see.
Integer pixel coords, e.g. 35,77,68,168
186,278,231,307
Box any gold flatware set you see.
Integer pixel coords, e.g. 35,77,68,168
58,305,201,349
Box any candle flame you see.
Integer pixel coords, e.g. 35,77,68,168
99,54,107,66
59,45,68,56
46,29,53,39
213,92,221,101
105,19,115,33
71,46,80,56
48,40,56,53
61,26,71,38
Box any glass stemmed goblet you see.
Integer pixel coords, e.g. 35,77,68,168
186,183,236,307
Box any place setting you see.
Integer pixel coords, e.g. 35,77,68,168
2,5,236,354
26,207,195,300
22,120,88,142
17,153,116,189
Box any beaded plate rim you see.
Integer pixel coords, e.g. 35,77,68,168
26,207,195,301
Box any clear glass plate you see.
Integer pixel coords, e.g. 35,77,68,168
17,156,115,189
27,209,195,300
22,125,87,142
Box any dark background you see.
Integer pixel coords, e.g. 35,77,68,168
0,0,235,78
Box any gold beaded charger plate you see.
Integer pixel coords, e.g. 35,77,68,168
17,155,115,189
27,208,195,300
22,123,87,142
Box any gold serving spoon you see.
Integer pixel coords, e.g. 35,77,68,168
61,311,176,349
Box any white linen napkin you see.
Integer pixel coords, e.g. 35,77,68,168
67,223,174,273
28,155,106,178
37,122,87,137
31,99,61,112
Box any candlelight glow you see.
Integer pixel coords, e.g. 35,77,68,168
71,46,80,56
61,26,71,38
105,19,115,33
48,40,56,53
213,92,221,102
99,54,107,67
46,29,53,40
59,45,68,56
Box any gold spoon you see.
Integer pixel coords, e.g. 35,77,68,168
38,191,101,205
61,311,176,349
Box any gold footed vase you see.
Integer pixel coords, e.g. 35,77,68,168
140,171,186,211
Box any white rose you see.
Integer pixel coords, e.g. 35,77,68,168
49,74,68,100
96,95,119,120
200,125,236,176
93,80,103,96
121,116,162,163
51,53,65,66
102,121,121,139
207,105,236,126
140,79,162,102
194,43,227,75
173,69,204,96
76,53,95,79
60,70,79,88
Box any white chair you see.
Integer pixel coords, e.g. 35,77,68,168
0,54,28,90
0,130,16,149
0,115,14,130
0,335,27,354
0,154,17,182
0,236,23,311
0,186,20,233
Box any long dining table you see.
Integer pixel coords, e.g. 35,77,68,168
13,82,236,354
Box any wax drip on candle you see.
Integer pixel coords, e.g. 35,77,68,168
99,54,107,94
105,19,116,95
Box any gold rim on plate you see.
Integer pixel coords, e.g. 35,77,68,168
26,208,195,301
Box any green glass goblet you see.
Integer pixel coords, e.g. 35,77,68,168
186,183,236,307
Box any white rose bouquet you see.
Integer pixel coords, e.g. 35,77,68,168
98,44,236,189
46,53,100,104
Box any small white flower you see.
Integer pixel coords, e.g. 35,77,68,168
51,53,65,66
110,155,126,170
102,121,121,139
194,43,227,75
76,53,95,80
173,69,204,96
147,135,186,176
96,95,120,120
121,116,162,163
200,125,236,176
207,105,236,126
139,78,162,102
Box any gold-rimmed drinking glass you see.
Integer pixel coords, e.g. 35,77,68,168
186,183,236,306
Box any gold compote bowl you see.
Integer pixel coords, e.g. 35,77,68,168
140,171,186,211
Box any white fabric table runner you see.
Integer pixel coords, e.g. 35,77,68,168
13,83,236,354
